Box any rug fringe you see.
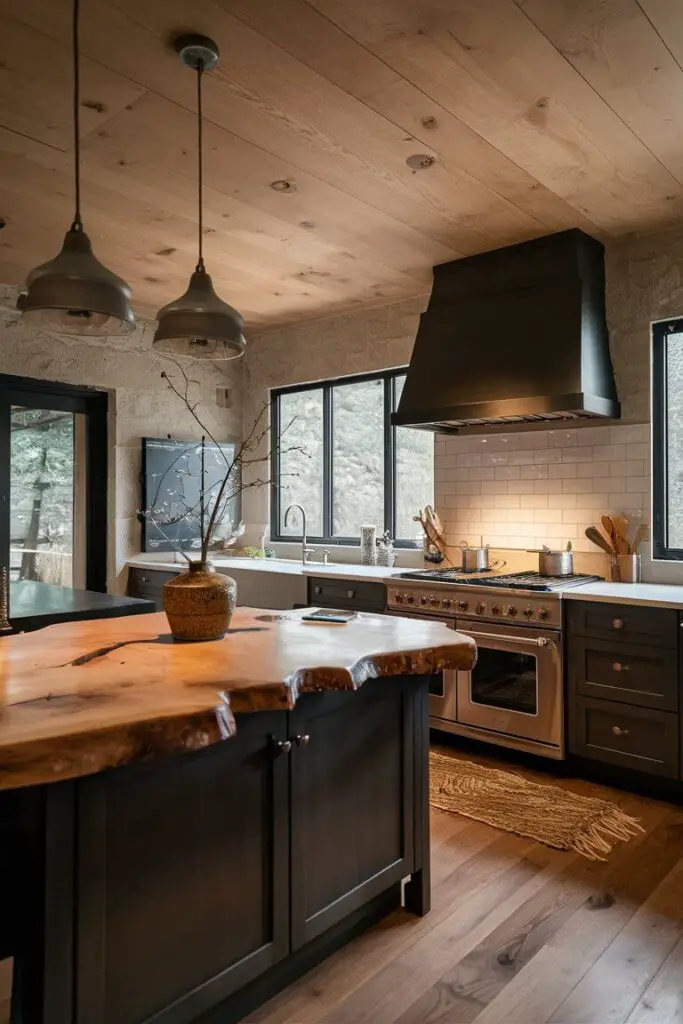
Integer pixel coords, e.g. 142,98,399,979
571,810,645,862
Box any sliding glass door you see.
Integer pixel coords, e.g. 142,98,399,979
0,375,108,596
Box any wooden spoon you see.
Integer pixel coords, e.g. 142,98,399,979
585,526,615,556
612,515,630,555
630,523,649,554
601,516,617,553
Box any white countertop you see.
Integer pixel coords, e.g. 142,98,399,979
563,581,683,609
126,556,406,584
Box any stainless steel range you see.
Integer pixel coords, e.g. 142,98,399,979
386,569,601,760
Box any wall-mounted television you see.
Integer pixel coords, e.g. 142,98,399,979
141,437,238,553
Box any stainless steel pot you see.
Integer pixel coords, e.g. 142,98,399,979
530,547,574,576
460,544,490,572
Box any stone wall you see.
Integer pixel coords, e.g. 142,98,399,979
0,285,242,592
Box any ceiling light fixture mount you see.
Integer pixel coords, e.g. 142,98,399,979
153,33,245,361
18,0,134,336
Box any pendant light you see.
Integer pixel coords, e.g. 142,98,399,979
17,0,135,335
153,35,245,361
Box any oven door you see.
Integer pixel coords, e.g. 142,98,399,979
454,618,563,751
384,608,457,722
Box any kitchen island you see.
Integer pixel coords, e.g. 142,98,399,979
0,608,475,1024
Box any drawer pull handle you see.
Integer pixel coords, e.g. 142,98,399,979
140,576,149,583
611,725,629,737
612,618,625,630
314,586,322,596
612,661,630,673
276,740,292,754
347,589,355,599
294,734,310,747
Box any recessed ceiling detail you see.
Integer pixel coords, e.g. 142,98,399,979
405,153,436,170
270,180,297,193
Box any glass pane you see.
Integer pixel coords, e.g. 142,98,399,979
332,378,384,537
667,331,683,548
470,648,538,716
278,389,324,537
394,375,434,541
10,406,82,587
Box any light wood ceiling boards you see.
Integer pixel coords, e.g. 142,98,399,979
1,0,683,328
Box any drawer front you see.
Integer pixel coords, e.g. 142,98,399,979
570,697,679,778
307,577,386,612
567,601,679,649
128,568,180,607
569,637,679,712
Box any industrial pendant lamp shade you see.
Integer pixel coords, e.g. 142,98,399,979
153,34,246,361
154,267,245,359
18,0,134,336
18,225,135,335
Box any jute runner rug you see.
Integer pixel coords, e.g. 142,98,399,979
429,750,644,861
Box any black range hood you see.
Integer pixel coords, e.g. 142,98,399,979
393,229,620,434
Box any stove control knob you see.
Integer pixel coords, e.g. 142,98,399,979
430,596,439,606
407,595,415,605
491,604,500,615
457,600,469,612
476,602,486,615
537,608,549,621
504,605,518,617
395,593,403,604
420,596,428,606
442,598,452,609
524,607,534,618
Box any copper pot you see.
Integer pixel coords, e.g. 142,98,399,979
162,561,236,641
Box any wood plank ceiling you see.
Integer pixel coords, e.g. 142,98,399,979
1,0,683,328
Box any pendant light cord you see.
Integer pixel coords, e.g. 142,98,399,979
196,61,204,273
72,0,82,231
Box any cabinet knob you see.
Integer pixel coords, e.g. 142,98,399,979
347,589,355,599
276,740,292,754
294,734,310,747
140,575,149,583
611,725,629,737
612,617,625,630
314,586,322,596
612,661,629,673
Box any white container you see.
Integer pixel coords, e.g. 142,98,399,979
360,525,377,566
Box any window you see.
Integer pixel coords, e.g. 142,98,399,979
0,374,108,594
271,369,434,545
653,319,683,559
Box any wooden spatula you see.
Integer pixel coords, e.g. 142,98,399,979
612,515,630,554
601,515,617,553
585,526,615,555
630,523,649,554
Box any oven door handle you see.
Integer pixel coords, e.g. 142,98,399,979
463,629,552,649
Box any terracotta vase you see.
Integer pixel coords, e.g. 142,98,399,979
162,561,237,641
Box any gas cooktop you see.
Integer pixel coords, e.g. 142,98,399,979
395,569,602,593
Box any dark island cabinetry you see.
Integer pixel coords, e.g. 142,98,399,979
12,677,428,1024
567,601,681,779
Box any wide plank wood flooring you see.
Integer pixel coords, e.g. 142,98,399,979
248,747,683,1024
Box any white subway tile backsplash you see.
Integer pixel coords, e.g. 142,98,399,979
494,465,521,481
549,463,578,479
435,425,652,553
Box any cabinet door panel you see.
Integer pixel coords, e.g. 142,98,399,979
290,679,415,950
75,712,289,1024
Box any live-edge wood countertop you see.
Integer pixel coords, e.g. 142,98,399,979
0,608,476,791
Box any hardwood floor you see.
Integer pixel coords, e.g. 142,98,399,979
247,747,683,1024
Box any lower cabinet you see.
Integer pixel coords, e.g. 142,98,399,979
66,679,421,1024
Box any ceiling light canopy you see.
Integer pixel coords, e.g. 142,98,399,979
153,35,245,361
18,0,134,336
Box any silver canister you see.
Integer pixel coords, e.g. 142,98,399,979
612,554,642,584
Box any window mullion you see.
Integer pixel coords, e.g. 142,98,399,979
383,374,394,538
323,384,333,542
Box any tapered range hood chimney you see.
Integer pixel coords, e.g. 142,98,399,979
393,229,620,434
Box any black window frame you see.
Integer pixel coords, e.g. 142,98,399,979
652,318,683,561
0,373,109,591
270,368,428,548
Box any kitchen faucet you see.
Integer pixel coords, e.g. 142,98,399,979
284,503,315,564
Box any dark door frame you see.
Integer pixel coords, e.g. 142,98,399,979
0,373,109,592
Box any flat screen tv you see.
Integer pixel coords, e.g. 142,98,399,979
141,437,238,553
